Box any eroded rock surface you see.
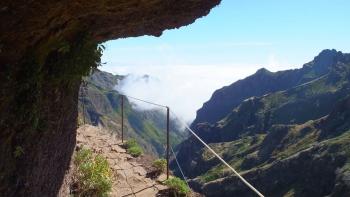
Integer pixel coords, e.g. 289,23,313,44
0,0,221,64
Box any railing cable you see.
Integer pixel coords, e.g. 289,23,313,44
170,145,190,189
121,94,167,108
170,110,265,197
119,94,170,179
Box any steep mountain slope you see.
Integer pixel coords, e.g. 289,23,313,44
175,50,350,196
192,49,346,126
197,96,350,197
79,70,186,156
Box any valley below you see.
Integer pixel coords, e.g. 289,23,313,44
173,49,350,197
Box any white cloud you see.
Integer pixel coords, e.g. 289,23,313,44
105,64,258,123
267,54,280,71
266,53,295,72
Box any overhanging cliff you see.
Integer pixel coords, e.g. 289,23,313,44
0,1,221,196
0,0,220,64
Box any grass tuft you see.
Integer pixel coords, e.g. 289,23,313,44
164,177,190,196
73,148,112,196
125,139,143,157
152,158,167,173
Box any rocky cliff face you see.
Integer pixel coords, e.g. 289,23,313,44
175,50,350,196
0,1,220,196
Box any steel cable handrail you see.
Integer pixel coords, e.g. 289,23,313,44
170,145,191,189
122,94,168,108
170,110,264,197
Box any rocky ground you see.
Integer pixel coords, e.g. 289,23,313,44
73,125,168,197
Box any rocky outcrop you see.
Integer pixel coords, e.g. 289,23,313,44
0,1,220,196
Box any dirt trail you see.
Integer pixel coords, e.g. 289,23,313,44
76,125,168,197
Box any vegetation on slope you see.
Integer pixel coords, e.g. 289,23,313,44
73,148,112,196
164,177,190,196
153,159,167,173
124,139,143,157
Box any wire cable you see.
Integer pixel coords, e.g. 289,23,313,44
170,110,265,197
121,94,168,108
170,145,191,189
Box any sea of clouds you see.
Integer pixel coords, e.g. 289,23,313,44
109,64,259,124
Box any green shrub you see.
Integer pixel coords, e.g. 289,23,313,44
152,159,167,173
164,177,190,196
125,139,138,149
74,148,112,196
128,145,143,157
125,139,143,157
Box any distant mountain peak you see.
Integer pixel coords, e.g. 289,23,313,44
317,49,339,57
312,49,343,68
255,67,271,74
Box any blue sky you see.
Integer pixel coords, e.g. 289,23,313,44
101,0,350,121
102,0,350,70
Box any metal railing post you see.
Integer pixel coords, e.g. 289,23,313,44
121,95,124,143
166,106,170,179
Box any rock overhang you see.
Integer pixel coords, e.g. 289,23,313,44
0,0,221,64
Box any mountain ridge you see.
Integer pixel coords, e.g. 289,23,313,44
175,49,350,196
191,49,348,127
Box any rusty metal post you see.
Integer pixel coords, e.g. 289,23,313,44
166,106,170,179
121,95,124,143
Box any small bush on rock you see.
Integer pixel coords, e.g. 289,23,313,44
73,148,112,196
152,158,167,173
124,139,143,157
164,177,190,196
125,139,137,149
128,146,143,157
